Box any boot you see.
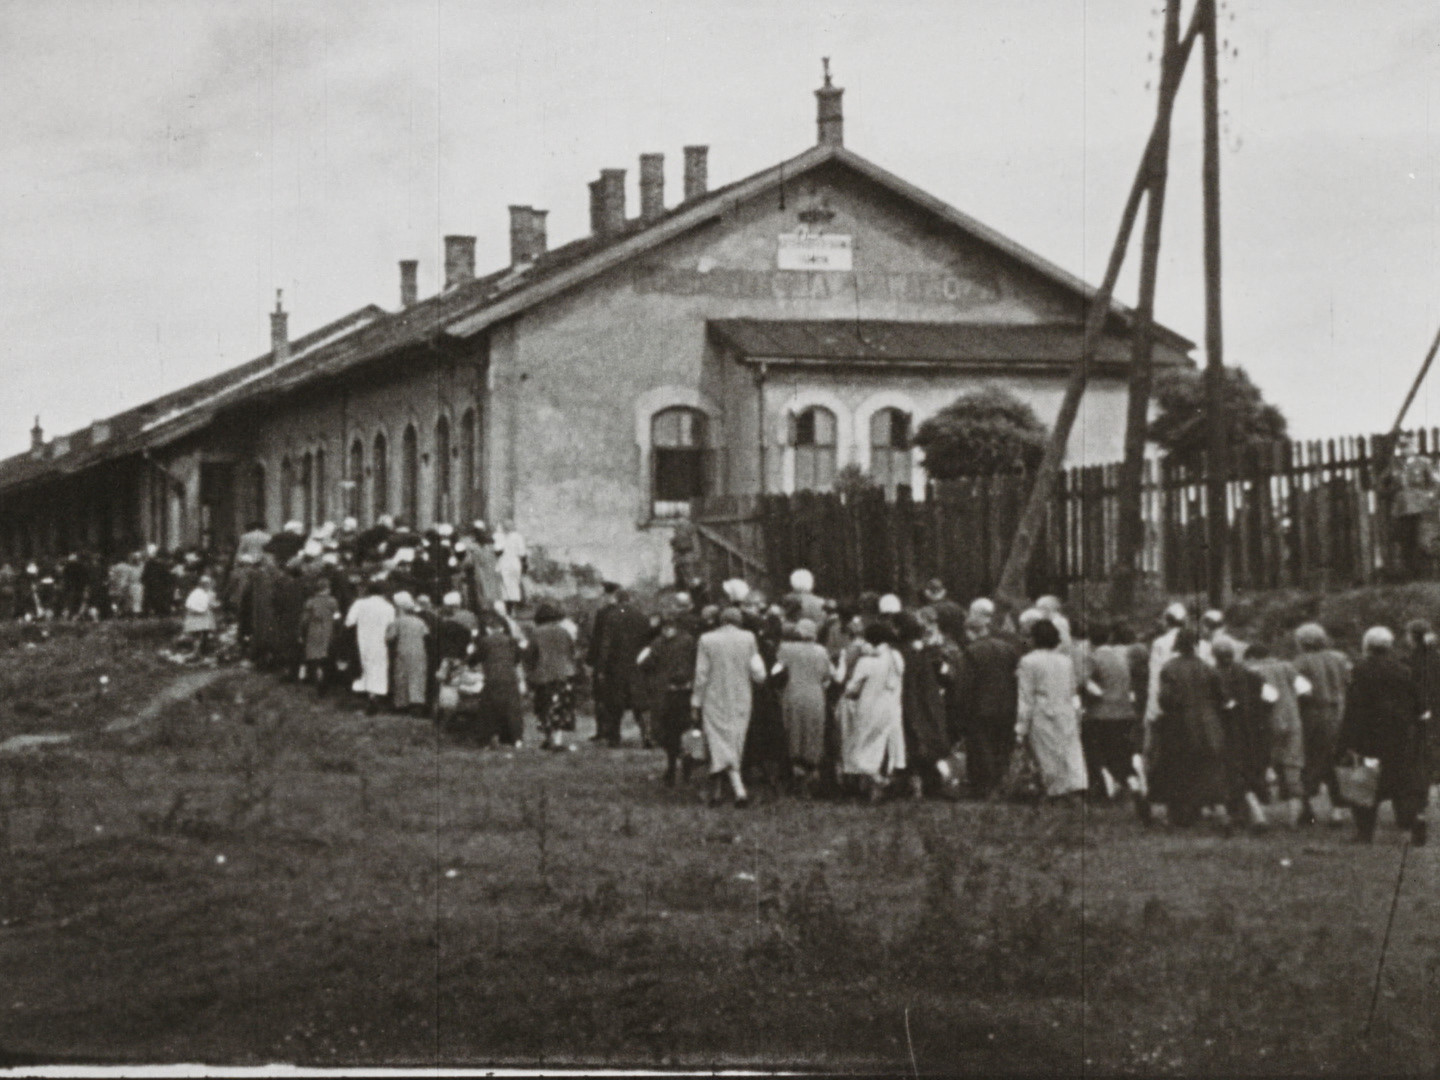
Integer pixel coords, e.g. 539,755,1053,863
1412,818,1428,847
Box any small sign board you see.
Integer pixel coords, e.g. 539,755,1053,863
777,231,852,272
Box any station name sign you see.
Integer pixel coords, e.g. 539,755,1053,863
633,265,1001,307
777,231,853,271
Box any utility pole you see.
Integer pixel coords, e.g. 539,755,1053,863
1114,0,1183,614
1202,0,1230,610
995,3,1203,610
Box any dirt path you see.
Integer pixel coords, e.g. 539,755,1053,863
0,666,230,755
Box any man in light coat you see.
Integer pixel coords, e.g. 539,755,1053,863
692,607,766,807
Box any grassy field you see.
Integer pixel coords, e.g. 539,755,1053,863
1,623,1437,1073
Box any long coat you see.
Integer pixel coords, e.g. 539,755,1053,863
300,592,339,662
1215,661,1270,802
1248,657,1305,772
386,612,430,708
1152,654,1228,810
843,644,906,778
777,640,832,767
1339,653,1430,807
1016,648,1088,797
345,595,395,696
901,639,952,766
692,624,763,775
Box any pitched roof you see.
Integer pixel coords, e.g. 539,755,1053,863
0,141,1194,497
708,319,1189,371
0,304,385,493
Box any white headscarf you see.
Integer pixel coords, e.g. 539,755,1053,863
789,568,814,594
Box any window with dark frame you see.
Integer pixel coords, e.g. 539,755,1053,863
434,415,451,524
869,407,912,496
791,405,838,491
279,456,294,523
651,407,708,513
400,424,419,527
349,439,365,522
372,433,389,518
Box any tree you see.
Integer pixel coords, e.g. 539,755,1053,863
1148,365,1287,467
912,387,1049,479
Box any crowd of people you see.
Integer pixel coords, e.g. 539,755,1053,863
2,523,1434,844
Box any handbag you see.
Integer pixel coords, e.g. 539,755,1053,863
1334,753,1380,808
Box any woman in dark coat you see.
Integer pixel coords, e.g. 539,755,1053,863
1149,627,1230,829
1338,626,1428,846
1212,637,1272,829
899,610,958,798
475,609,526,747
637,616,699,786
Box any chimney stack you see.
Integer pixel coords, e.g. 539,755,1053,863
639,153,665,223
815,58,844,147
597,168,627,235
683,145,708,201
399,260,418,308
270,289,290,366
443,235,476,290
508,206,548,266
30,416,43,454
587,180,604,236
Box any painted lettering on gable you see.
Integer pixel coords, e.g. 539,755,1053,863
632,266,1001,307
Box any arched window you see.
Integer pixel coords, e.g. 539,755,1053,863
433,415,451,524
869,407,912,497
348,439,365,522
301,451,314,529
372,433,389,518
314,447,327,525
791,406,838,491
251,463,267,527
651,407,708,515
459,407,478,524
279,456,294,524
400,423,419,527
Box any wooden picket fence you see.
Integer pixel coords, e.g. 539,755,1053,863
693,428,1428,603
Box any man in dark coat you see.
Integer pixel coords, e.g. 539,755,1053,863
592,588,652,747
141,549,174,617
957,612,1021,798
1340,626,1429,846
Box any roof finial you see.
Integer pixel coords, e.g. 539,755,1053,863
822,56,832,87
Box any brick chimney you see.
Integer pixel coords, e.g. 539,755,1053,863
598,168,627,235
816,58,843,147
30,416,43,455
588,179,604,235
508,206,548,266
639,153,665,223
443,235,476,290
683,145,708,201
399,260,418,308
270,289,290,366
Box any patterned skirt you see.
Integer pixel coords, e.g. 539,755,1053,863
534,679,576,735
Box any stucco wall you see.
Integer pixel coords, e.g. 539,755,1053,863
491,162,1151,584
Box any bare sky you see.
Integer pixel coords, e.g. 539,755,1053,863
3,0,1440,459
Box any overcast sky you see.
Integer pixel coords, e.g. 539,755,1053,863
3,0,1440,460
